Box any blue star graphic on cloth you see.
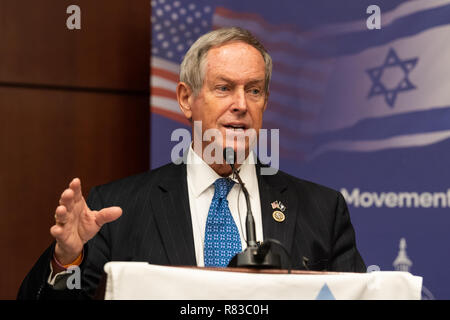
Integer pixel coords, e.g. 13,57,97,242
366,48,418,108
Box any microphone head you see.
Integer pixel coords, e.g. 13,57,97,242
223,147,235,165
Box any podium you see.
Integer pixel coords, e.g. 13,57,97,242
102,262,422,300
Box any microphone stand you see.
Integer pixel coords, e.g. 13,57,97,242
224,148,281,269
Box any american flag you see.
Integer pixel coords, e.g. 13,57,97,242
150,0,334,159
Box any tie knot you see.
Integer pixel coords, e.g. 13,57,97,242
213,178,235,199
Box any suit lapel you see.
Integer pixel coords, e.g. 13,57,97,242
257,163,298,253
149,162,299,266
152,163,196,266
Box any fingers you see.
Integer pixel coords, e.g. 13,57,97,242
50,221,69,243
50,224,64,240
95,206,123,227
59,188,75,211
58,178,83,212
69,178,83,202
50,178,87,256
52,178,82,237
54,205,68,225
51,205,70,242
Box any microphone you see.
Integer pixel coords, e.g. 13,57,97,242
223,148,257,248
223,148,282,269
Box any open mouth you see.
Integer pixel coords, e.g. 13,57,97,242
224,124,247,131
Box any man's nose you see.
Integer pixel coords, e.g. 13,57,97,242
231,88,248,113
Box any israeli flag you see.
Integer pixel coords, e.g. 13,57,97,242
307,0,450,159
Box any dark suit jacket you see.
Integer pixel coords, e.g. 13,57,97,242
17,162,366,299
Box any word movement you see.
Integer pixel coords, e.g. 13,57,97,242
341,188,450,208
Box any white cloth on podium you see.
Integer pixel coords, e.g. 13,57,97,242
103,262,422,300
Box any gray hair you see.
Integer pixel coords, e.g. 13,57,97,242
180,27,272,96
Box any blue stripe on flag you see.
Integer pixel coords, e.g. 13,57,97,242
312,3,450,57
315,106,450,144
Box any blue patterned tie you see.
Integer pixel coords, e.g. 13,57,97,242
204,178,242,267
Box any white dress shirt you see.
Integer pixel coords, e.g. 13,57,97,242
186,145,263,267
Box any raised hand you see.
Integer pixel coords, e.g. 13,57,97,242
50,178,122,265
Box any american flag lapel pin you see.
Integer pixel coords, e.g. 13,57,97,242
271,201,279,209
271,200,286,211
271,200,286,223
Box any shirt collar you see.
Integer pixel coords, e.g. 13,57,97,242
186,144,257,198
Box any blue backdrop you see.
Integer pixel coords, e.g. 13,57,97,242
150,0,450,299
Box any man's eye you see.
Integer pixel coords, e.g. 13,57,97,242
249,88,261,95
217,86,229,92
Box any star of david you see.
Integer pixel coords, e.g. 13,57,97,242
366,48,418,108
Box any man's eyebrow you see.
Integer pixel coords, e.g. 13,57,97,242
214,76,265,85
245,79,265,86
214,76,234,83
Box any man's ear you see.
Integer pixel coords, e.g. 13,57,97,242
177,82,193,121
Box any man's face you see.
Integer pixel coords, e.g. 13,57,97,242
188,41,268,161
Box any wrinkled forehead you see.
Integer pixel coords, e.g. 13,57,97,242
202,42,266,82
